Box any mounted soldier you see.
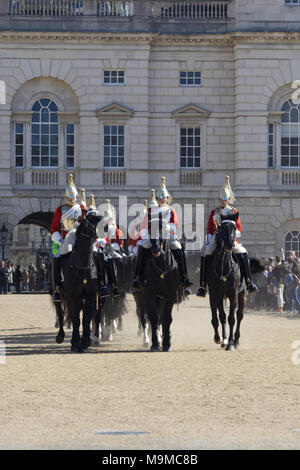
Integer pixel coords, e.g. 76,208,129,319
50,174,87,302
197,175,258,297
94,199,121,297
128,199,148,258
131,176,193,292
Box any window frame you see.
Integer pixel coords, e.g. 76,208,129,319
179,71,202,87
102,123,125,169
14,122,25,169
65,123,76,169
179,125,202,169
30,98,59,169
285,231,300,258
280,99,300,169
103,69,125,86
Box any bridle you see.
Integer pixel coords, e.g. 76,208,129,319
214,220,237,282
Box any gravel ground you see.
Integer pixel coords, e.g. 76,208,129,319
0,292,299,450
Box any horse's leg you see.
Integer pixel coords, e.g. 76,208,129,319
55,302,65,344
210,294,221,344
81,295,96,351
234,290,246,348
147,297,160,352
218,301,227,348
226,294,237,351
90,305,102,346
68,297,82,353
162,301,173,352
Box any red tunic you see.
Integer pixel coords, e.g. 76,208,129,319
105,227,124,248
50,203,86,240
140,206,179,232
207,207,241,236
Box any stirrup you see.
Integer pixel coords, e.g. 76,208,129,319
131,279,140,289
183,278,193,288
112,286,121,297
197,287,206,297
100,285,110,298
52,288,62,303
247,281,258,293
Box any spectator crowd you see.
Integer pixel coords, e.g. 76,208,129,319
0,260,49,294
248,252,300,314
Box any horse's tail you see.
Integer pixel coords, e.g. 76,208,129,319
250,257,264,274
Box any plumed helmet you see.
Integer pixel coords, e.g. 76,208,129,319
103,199,116,225
65,173,78,200
156,176,170,200
148,189,159,207
79,188,86,206
88,194,96,210
219,175,235,203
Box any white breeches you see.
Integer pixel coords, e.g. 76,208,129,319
201,233,247,256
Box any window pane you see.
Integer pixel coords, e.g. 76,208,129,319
67,134,74,145
66,157,74,168
66,124,74,134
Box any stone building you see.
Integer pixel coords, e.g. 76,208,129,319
0,0,300,260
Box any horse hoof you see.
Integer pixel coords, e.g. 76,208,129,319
225,344,235,351
150,345,161,352
56,332,65,344
214,336,221,344
162,345,170,352
71,345,82,353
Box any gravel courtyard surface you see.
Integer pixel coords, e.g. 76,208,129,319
0,293,299,450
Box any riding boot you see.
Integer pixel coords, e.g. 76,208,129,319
51,257,62,302
96,250,110,298
197,256,207,297
131,246,150,289
106,258,121,297
171,248,193,291
237,253,258,293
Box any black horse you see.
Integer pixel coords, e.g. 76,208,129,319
206,212,262,351
142,239,183,352
56,212,103,353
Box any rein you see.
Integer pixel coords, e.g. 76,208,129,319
70,227,95,284
151,256,168,279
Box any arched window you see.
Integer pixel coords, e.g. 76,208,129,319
281,99,300,168
285,231,300,258
31,98,59,168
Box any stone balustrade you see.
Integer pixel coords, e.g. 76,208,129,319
7,0,230,18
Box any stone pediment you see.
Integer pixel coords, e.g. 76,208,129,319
172,104,210,120
96,103,134,119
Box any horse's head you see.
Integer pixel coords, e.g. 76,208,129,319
216,212,239,253
77,211,103,240
150,238,163,257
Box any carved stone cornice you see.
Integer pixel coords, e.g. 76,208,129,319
1,31,300,46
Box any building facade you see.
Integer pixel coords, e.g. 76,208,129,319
0,0,300,259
